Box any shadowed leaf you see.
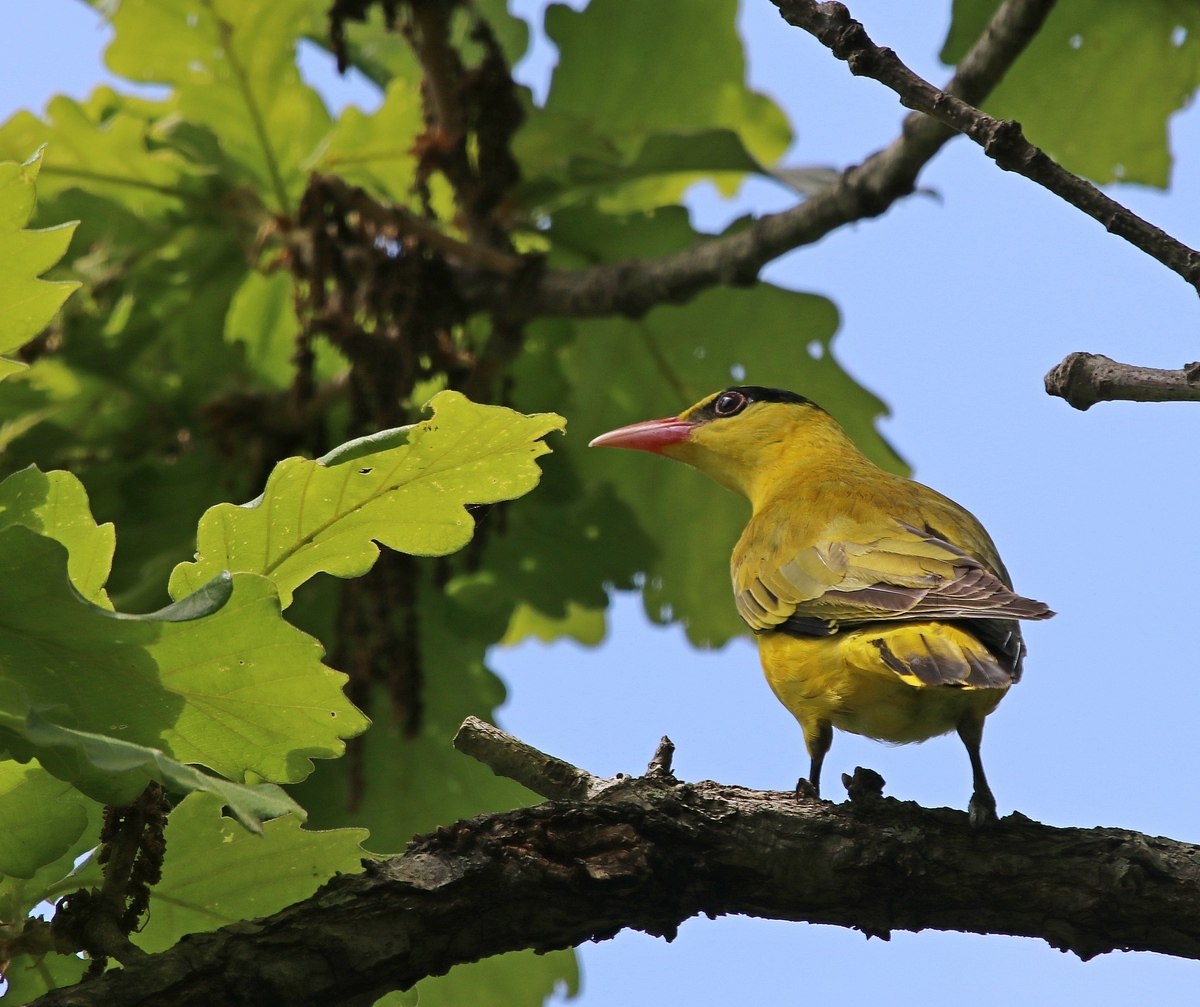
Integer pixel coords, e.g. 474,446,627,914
136,792,369,953
0,528,367,801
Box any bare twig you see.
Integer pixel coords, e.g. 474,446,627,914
30,721,1200,1007
773,0,1200,295
1045,353,1200,410
646,736,675,777
453,715,599,800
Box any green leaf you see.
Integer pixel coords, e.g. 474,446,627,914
0,935,88,1003
546,202,710,268
0,466,115,607
293,0,417,88
0,761,91,879
311,80,423,203
539,0,790,208
314,425,414,467
415,950,579,1007
295,588,535,851
518,123,772,213
470,0,532,70
0,528,367,800
82,453,236,613
0,809,102,922
454,457,653,629
373,991,420,1007
943,0,1200,186
593,129,768,182
6,709,302,833
0,557,304,833
501,600,606,647
291,581,579,1007
168,391,566,606
135,792,369,954
545,0,789,160
0,90,200,218
294,0,528,90
224,269,303,390
225,267,343,396
131,571,233,622
0,152,79,380
0,798,101,1001
103,0,331,209
0,139,255,520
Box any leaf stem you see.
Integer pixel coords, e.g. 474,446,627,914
40,166,198,203
206,1,292,213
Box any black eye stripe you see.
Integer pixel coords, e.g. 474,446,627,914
689,386,819,422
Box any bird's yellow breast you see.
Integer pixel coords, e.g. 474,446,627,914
756,622,1008,747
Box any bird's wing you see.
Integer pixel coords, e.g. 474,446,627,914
734,521,1052,633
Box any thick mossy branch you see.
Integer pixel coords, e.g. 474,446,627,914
31,721,1200,1007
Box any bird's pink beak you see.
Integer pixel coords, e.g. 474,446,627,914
589,416,696,454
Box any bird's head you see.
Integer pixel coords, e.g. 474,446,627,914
590,386,852,502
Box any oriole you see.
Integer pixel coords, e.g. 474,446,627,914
590,385,1052,824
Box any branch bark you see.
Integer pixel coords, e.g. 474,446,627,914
773,0,1200,408
32,719,1200,1007
462,0,1057,320
772,0,1200,297
1045,353,1200,410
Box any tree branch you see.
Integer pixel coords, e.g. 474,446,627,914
450,715,600,800
1045,353,1200,410
463,0,1056,319
773,0,1200,296
33,721,1200,1007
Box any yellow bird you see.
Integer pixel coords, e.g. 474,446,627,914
590,386,1052,824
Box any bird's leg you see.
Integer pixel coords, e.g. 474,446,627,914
796,720,832,800
957,715,997,827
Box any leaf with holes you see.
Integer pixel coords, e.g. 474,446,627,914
943,0,1200,186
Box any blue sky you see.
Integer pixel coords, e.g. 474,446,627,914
6,2,1200,1005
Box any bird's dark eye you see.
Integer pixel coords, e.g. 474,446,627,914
713,391,748,417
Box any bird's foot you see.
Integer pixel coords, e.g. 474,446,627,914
968,791,998,828
794,778,820,801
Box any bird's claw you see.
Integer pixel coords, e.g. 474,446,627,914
794,778,819,801
968,791,998,828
